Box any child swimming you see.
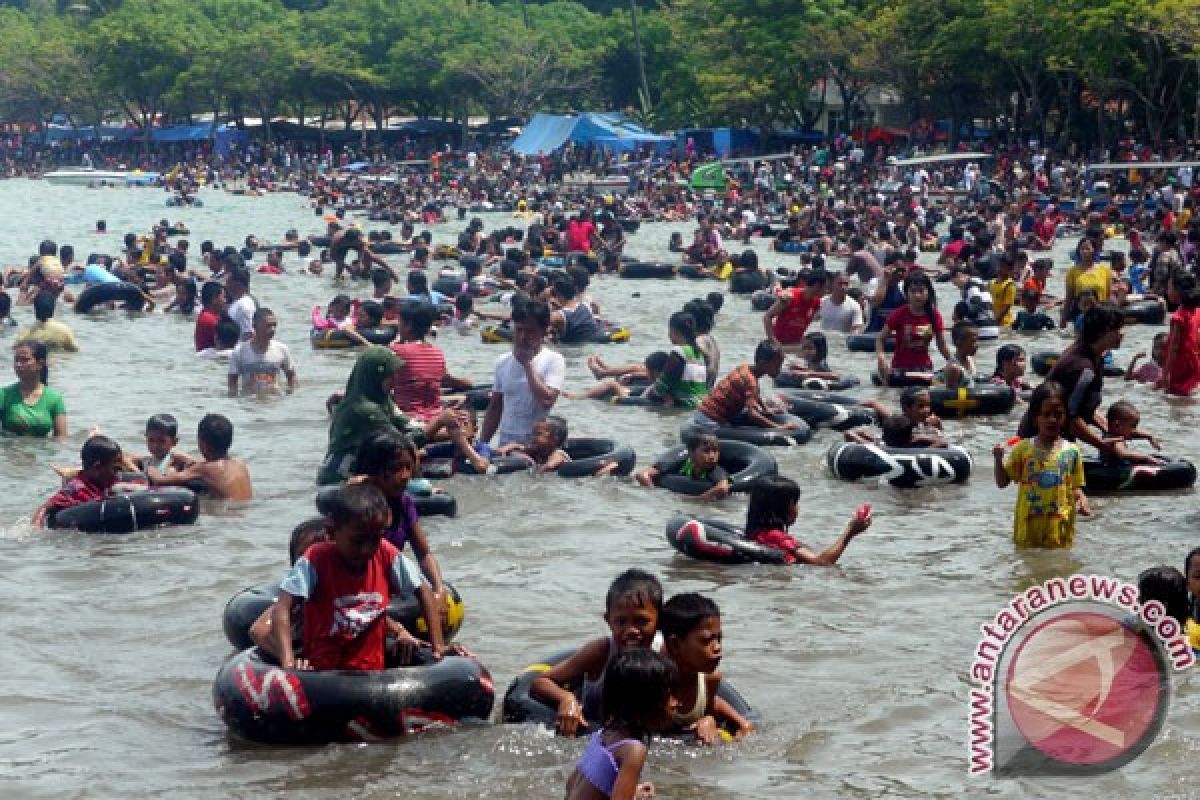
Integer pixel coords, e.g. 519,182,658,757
269,483,432,672
495,415,572,472
993,380,1090,549
34,434,122,527
564,648,675,800
659,593,755,743
742,475,872,565
531,569,663,736
989,344,1031,395
133,413,190,472
850,387,948,448
636,432,731,500
147,413,253,500
1101,400,1164,466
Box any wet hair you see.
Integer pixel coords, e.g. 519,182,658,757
511,298,551,331
899,386,930,412
32,291,56,322
0,291,10,319
59,245,74,265
215,317,240,348
1184,547,1200,583
684,431,720,453
605,568,664,614
802,331,828,368
288,517,329,564
454,292,473,314
683,300,714,335
370,268,392,290
16,340,49,384
881,414,915,447
659,593,720,640
1138,566,1189,628
600,648,676,738
38,239,57,257
251,306,275,326
1027,380,1066,421
324,482,390,530
1106,399,1139,425
705,292,724,313
668,311,698,345
197,413,234,456
328,293,352,314
1079,303,1124,344
175,277,197,312
744,475,801,535
644,350,669,374
550,273,577,300
145,413,178,438
81,434,122,470
754,338,785,366
407,270,430,294
535,414,568,448
355,428,419,477
993,344,1025,379
227,265,250,288
567,265,589,293
950,319,978,346
201,281,224,308
739,250,758,270
1172,273,1200,310
357,300,383,327
401,301,437,338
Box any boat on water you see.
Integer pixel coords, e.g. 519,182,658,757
43,167,160,186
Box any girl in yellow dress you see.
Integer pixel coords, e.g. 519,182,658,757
993,380,1090,548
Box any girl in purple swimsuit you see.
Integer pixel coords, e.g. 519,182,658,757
565,648,677,800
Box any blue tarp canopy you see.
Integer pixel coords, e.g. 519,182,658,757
510,112,670,155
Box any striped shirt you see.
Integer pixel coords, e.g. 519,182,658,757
390,341,446,423
697,364,759,424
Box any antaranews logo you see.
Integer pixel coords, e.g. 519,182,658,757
968,574,1193,776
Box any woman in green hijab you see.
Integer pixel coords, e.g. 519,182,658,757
317,346,420,485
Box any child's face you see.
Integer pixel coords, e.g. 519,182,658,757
956,330,979,357
376,449,416,497
145,429,177,460
691,441,721,473
667,615,723,675
1108,411,1138,439
332,518,387,572
906,283,929,309
1007,352,1027,377
354,306,369,327
997,262,1013,280
85,456,122,490
1035,396,1067,439
905,392,932,424
603,597,659,651
529,421,559,455
799,339,818,361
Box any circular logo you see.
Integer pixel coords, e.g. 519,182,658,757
1005,610,1169,770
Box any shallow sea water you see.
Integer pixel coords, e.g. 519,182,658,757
0,180,1196,798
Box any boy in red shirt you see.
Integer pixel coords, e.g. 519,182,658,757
34,435,123,527
271,483,434,671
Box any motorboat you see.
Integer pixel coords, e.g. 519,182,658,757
43,166,160,186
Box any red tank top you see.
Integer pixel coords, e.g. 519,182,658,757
772,288,819,344
301,540,399,671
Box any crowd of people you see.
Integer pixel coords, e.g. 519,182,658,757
6,136,1200,797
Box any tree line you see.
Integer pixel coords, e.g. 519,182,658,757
0,0,1197,150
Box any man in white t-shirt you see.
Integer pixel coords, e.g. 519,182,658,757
225,266,257,340
227,308,297,396
818,273,865,333
480,300,565,447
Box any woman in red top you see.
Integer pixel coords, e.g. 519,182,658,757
877,271,952,383
763,272,826,346
1159,274,1200,396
